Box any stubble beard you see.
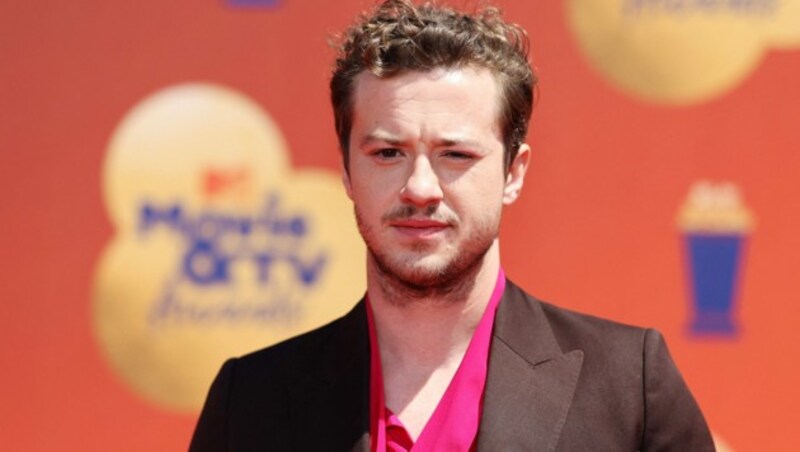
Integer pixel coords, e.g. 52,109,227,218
355,203,500,305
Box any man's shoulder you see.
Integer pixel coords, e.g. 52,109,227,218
233,299,368,377
507,281,654,357
191,300,371,451
540,298,649,343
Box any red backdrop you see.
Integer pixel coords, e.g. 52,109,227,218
2,1,798,450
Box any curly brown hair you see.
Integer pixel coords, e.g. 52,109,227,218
330,0,536,172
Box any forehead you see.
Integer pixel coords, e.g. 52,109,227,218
350,67,502,142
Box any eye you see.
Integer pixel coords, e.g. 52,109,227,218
372,148,402,160
442,150,474,160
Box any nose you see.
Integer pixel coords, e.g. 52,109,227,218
400,155,443,207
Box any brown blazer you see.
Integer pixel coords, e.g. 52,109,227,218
190,280,715,451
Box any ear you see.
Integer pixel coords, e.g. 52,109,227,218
342,161,353,200
502,143,530,205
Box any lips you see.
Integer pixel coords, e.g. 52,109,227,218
389,218,451,238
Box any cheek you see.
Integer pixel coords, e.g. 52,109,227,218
447,167,506,202
351,180,392,212
355,168,405,197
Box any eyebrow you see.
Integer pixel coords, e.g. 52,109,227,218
358,133,484,150
358,133,408,149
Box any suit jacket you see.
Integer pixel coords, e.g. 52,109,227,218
190,280,715,451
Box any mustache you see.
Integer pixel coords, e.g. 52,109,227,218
382,204,457,224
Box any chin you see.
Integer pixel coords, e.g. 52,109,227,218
374,247,485,290
384,253,447,282
400,259,453,286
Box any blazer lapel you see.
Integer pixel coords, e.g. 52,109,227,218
477,282,584,451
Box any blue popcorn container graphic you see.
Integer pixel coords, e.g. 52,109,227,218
678,182,753,337
684,233,746,335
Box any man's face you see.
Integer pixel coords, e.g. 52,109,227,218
343,67,528,290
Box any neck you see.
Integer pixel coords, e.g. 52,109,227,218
367,240,501,368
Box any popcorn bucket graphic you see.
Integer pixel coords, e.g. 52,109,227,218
678,182,753,336
684,233,745,334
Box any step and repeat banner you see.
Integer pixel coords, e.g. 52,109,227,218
2,1,799,450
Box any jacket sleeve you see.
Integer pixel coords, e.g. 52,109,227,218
641,329,715,451
189,359,236,452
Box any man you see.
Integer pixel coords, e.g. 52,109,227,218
191,1,715,450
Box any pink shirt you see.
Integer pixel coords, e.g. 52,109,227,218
367,269,506,452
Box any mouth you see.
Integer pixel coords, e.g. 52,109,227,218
389,218,452,238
